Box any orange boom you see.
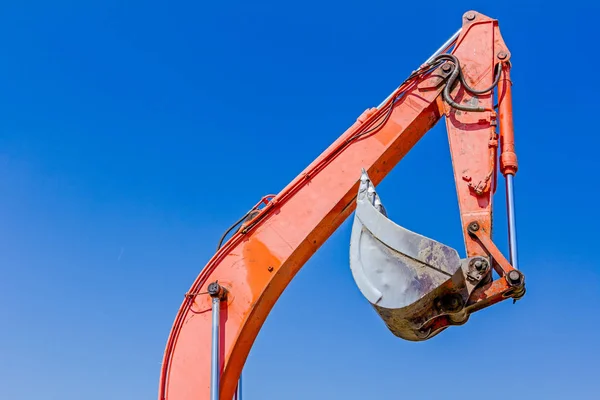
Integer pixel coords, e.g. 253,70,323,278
158,10,525,400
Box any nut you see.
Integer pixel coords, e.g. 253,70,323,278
208,282,223,297
507,270,523,286
438,294,464,313
474,259,488,272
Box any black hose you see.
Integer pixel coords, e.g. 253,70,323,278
427,54,503,112
216,209,253,250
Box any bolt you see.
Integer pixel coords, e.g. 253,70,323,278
442,63,452,73
440,294,463,313
268,266,274,272
466,12,476,21
507,270,522,286
497,51,508,60
468,222,480,232
473,259,488,272
208,282,222,297
448,297,459,309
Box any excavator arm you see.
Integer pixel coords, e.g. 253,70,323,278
158,11,524,400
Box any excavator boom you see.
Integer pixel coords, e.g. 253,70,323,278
158,11,524,400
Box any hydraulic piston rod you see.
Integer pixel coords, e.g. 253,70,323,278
506,174,518,269
377,28,461,110
424,28,462,64
498,62,519,269
208,282,225,400
234,376,242,400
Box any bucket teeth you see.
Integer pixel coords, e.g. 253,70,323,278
349,169,467,341
359,168,387,216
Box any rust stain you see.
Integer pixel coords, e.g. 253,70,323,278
242,237,283,293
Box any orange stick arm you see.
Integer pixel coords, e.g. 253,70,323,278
158,11,521,400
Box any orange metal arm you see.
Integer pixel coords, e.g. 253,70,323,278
158,11,521,400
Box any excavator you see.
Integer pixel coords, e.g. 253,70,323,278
158,10,525,400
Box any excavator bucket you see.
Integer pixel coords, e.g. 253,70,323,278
349,169,476,341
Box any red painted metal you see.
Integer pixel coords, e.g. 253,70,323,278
498,63,518,177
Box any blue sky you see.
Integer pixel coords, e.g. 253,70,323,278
1,1,599,399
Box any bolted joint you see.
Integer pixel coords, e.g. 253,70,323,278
208,281,226,299
506,270,524,287
506,270,526,302
470,257,489,272
435,293,464,313
467,221,480,234
466,257,490,283
465,12,476,21
441,62,453,73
